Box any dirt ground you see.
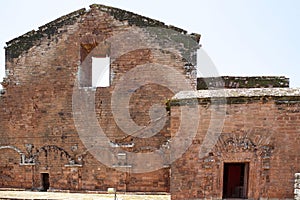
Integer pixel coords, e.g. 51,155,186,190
0,191,171,200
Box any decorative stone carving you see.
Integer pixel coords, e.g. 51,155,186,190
109,141,134,148
260,145,274,170
113,152,132,168
25,144,34,155
0,145,26,164
260,145,274,159
71,144,78,152
32,145,79,166
202,153,215,169
224,137,256,152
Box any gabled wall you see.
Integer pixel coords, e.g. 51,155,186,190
0,4,199,192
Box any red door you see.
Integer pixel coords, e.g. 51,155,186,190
223,163,248,198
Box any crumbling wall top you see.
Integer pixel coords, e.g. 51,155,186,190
89,4,200,42
5,8,86,60
5,4,201,61
197,76,289,90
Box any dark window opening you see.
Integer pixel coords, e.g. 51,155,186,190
41,173,50,191
223,163,249,199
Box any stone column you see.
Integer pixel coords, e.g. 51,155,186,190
295,173,300,200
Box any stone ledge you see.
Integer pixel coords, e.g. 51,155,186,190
173,88,300,100
20,163,36,166
197,76,289,90
0,188,26,191
112,165,132,168
64,164,83,167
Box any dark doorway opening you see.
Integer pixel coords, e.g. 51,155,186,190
41,173,50,191
223,163,249,199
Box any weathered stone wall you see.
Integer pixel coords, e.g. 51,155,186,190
197,76,289,90
170,96,300,200
2,4,298,198
0,147,32,189
0,4,199,192
296,173,300,200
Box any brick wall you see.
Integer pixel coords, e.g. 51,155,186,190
0,4,199,192
170,97,300,200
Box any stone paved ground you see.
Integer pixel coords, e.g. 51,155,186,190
0,191,170,200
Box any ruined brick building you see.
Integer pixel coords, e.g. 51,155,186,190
0,4,299,200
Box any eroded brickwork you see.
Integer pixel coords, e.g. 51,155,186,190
197,76,289,90
0,4,299,199
0,4,199,192
170,95,300,200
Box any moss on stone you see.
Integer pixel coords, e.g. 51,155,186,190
90,4,200,44
170,95,300,106
5,4,201,61
197,76,289,90
5,8,86,60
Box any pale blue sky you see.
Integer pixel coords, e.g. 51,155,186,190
0,0,299,86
